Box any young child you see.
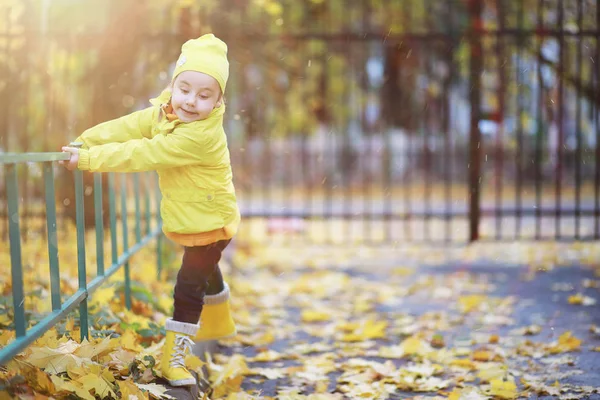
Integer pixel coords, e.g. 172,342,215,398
61,34,239,387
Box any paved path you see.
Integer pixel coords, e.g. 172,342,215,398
212,254,600,399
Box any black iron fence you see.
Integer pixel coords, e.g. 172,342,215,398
1,0,599,244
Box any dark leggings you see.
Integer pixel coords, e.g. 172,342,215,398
172,239,230,324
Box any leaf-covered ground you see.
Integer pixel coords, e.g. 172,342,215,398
1,224,600,399
219,243,600,399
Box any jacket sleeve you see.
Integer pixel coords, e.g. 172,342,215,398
77,124,209,173
73,107,156,149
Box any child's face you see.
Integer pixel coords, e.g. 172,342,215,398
170,71,222,122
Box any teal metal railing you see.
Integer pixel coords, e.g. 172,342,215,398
0,152,163,365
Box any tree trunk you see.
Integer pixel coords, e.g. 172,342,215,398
381,42,418,131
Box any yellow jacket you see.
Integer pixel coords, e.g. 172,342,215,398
75,103,240,246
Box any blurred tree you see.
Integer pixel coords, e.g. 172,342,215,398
51,0,152,227
2,0,598,228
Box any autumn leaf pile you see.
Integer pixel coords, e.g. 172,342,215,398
1,221,600,399
216,242,600,399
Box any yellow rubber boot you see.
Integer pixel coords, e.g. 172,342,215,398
160,318,199,386
195,282,236,342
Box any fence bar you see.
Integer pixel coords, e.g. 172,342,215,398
145,173,151,236
357,9,368,245
261,7,273,245
0,152,69,164
325,1,336,245
535,0,544,240
299,4,309,243
596,4,600,239
384,111,392,243
468,0,483,242
156,173,163,279
43,164,61,311
94,173,104,276
444,0,455,243
555,0,565,239
574,0,583,240
2,28,600,42
121,174,131,310
240,207,596,218
344,33,353,245
134,174,141,242
403,1,413,242
423,0,433,242
6,164,26,338
495,0,506,240
108,173,118,265
515,0,525,239
74,170,88,341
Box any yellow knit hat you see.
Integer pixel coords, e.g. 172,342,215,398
172,33,229,94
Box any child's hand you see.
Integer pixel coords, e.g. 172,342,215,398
60,146,80,170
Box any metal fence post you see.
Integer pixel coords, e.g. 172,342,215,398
121,174,131,310
156,173,163,280
43,164,61,311
6,164,26,338
108,173,118,265
94,174,105,276
74,169,89,341
468,0,483,242
134,174,141,243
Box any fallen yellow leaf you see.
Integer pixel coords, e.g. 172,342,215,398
472,348,503,362
212,375,244,399
340,320,387,342
477,363,508,382
89,286,116,308
18,364,55,395
458,295,486,313
50,375,95,400
448,387,488,400
26,340,85,374
547,331,582,354
74,337,115,360
76,373,116,399
568,293,597,306
185,353,206,375
0,330,15,346
0,313,11,326
489,378,518,399
136,383,175,399
400,335,432,356
117,379,149,400
449,358,476,370
301,310,331,322
252,349,288,362
119,329,143,352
